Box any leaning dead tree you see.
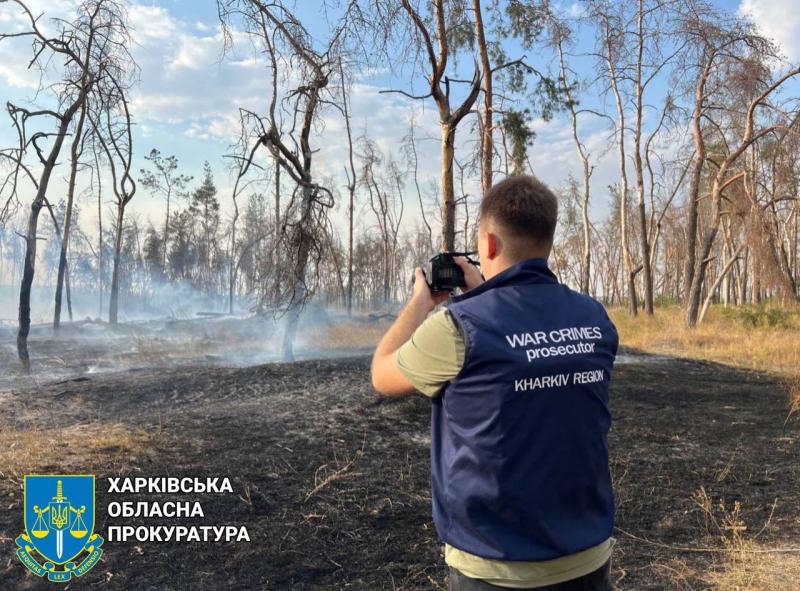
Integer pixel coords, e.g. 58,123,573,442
0,0,132,370
218,0,356,360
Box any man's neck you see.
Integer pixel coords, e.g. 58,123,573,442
486,255,548,280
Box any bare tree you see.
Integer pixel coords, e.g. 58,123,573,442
552,19,602,294
377,0,480,250
360,139,405,305
53,100,87,329
91,72,136,325
402,112,434,251
225,113,264,314
1,0,132,369
591,1,640,315
340,56,357,317
629,0,681,315
218,0,355,360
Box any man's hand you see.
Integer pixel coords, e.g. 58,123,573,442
371,267,448,396
455,257,484,292
412,267,450,312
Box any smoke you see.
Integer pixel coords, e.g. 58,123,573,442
0,280,250,324
0,280,372,388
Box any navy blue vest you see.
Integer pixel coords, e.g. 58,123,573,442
431,257,618,561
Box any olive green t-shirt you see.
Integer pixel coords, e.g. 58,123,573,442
395,307,613,588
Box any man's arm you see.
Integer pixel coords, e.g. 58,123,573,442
371,268,449,396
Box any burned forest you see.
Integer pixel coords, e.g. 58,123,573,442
1,0,799,590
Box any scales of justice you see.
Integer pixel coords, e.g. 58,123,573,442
30,479,89,559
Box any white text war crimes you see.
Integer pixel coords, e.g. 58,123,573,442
505,326,603,361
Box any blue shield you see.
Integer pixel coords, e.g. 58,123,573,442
24,475,95,566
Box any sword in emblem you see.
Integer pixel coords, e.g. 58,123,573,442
51,480,69,560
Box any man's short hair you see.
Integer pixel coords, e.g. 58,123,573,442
479,175,558,249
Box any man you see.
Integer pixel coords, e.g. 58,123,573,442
371,176,618,590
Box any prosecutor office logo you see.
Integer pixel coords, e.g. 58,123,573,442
16,475,105,582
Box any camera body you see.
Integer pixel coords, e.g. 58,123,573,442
424,251,479,293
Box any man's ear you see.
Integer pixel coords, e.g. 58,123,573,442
486,231,499,259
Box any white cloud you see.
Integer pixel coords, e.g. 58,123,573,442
739,0,800,62
128,4,178,40
567,2,587,18
184,114,240,142
0,61,42,89
168,33,223,71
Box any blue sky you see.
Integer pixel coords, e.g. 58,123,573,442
0,0,798,242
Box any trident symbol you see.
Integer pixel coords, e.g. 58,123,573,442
52,504,68,529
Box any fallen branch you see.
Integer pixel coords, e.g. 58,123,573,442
304,450,362,503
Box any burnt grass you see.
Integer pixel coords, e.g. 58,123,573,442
0,353,798,590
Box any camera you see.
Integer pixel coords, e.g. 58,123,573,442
424,251,480,293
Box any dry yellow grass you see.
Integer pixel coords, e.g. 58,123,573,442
691,487,800,591
706,540,800,591
0,423,157,484
609,304,800,377
315,320,392,350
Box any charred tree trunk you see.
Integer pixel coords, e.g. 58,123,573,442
272,156,281,303
347,175,354,316
109,204,125,324
54,101,88,329
632,0,653,315
281,178,314,362
94,145,105,317
341,59,356,318
17,92,87,371
17,198,44,372
229,186,240,315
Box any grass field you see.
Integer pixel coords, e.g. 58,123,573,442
609,304,800,377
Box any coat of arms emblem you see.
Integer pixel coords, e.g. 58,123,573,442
16,475,104,582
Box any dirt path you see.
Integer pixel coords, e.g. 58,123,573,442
0,354,798,590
